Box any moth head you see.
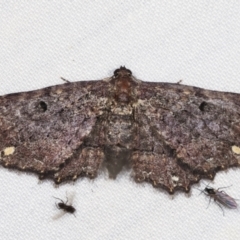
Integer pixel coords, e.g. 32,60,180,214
114,66,132,78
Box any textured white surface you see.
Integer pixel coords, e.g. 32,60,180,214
0,1,240,240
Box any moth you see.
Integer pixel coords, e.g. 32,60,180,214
0,66,240,194
199,184,238,214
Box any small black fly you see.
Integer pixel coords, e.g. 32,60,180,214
52,192,76,219
54,196,76,214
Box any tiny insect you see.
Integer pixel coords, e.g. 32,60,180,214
199,183,238,215
54,197,76,214
52,192,76,219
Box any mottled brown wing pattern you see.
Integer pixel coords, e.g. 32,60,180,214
132,82,240,192
0,80,108,181
0,66,240,194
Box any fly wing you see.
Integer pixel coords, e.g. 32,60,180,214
52,211,66,220
216,191,238,209
66,191,75,205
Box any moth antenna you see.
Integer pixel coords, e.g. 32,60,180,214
60,77,71,83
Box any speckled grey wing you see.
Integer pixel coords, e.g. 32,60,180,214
132,82,240,193
0,80,107,182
